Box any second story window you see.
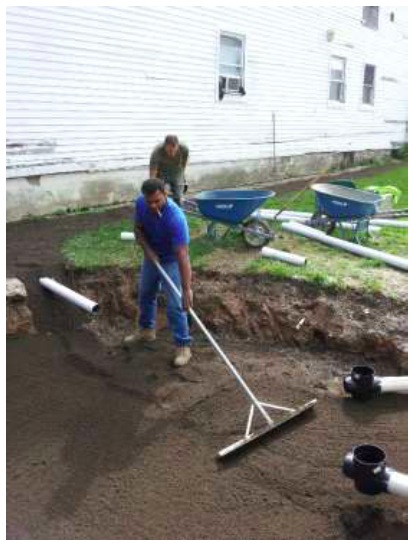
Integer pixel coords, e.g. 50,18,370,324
362,7,379,29
219,33,246,100
329,56,346,103
363,64,376,105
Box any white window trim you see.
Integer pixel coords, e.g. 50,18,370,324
327,56,347,105
216,30,246,103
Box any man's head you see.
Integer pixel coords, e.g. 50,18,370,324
141,178,167,214
163,134,179,158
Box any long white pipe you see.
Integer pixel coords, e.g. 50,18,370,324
153,261,273,426
253,210,312,223
256,209,407,229
370,218,408,228
261,246,307,266
380,376,408,394
282,221,408,271
387,470,409,497
254,209,312,220
39,277,99,313
253,210,381,234
121,231,135,241
288,216,381,235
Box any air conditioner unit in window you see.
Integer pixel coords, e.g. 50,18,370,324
221,76,244,93
219,76,246,100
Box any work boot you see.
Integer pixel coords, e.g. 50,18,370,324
173,346,192,367
123,328,156,346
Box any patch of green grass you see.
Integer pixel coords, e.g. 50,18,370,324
62,219,140,269
362,277,384,294
61,215,222,270
246,257,343,290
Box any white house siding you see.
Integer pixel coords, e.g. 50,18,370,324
6,6,408,206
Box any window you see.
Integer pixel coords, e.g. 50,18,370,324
218,33,245,100
329,56,346,102
362,7,379,29
363,64,376,105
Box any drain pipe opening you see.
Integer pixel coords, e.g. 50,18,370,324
343,444,408,497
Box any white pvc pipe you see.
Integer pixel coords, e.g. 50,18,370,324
287,216,381,235
370,219,408,228
254,209,312,220
254,210,381,234
282,221,408,271
257,208,408,228
380,376,408,394
261,246,307,266
387,470,408,497
39,277,99,313
120,231,135,241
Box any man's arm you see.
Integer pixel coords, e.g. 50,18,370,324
181,146,189,193
181,145,189,170
175,245,192,311
149,149,160,179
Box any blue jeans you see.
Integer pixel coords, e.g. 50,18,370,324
138,259,191,347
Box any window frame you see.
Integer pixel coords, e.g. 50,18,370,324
218,31,246,100
328,55,347,103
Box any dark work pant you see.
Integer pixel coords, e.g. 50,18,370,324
163,177,183,207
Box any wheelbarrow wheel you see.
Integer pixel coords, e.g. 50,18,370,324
310,213,336,235
242,219,272,248
206,222,230,240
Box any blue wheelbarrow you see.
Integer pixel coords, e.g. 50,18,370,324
184,189,275,248
310,182,382,242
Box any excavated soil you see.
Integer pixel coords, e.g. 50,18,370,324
7,205,408,540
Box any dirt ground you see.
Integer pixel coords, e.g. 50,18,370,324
6,173,408,540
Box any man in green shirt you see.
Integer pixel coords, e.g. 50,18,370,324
149,135,189,207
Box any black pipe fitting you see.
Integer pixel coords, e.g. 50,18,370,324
343,444,391,496
343,365,381,400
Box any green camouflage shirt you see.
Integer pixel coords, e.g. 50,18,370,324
150,143,189,183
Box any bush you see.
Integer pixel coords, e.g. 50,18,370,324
391,143,408,160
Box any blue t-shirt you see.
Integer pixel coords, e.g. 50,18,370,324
134,196,190,263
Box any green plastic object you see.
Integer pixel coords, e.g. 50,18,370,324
365,185,401,205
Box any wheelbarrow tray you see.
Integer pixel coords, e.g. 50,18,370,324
312,183,382,220
194,190,275,225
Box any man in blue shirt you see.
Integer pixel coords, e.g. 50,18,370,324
124,178,192,367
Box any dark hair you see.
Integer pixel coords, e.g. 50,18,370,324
141,178,165,196
164,134,179,146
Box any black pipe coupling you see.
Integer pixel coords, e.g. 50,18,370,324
343,444,391,496
343,365,381,400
